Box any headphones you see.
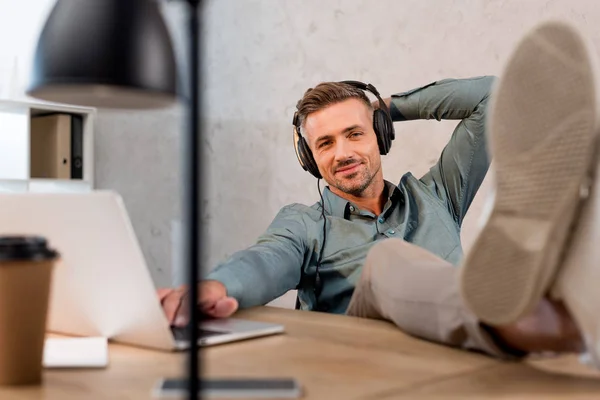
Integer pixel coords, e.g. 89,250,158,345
292,80,395,179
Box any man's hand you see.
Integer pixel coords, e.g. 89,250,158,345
158,280,239,327
372,98,392,110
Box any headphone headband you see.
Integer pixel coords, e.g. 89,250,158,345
293,80,387,135
339,81,389,122
339,80,380,97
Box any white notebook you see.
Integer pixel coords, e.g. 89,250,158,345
43,337,109,368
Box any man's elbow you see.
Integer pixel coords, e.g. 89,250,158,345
482,75,499,97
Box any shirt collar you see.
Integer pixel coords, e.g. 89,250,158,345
321,180,402,219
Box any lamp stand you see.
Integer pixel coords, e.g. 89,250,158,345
160,2,280,399
185,1,201,400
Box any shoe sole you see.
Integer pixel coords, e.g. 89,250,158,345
459,20,600,325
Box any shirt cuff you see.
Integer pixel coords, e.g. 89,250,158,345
205,268,245,304
389,101,407,121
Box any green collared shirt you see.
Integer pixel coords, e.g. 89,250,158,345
206,76,496,313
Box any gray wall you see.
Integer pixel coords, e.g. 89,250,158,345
92,0,600,293
3,0,600,298
93,2,188,288
94,107,183,287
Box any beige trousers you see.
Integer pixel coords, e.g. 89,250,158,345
346,239,523,359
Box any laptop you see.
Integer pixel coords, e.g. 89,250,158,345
0,191,284,351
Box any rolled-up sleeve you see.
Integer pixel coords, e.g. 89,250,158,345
390,76,497,226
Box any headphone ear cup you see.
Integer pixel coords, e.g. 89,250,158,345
373,109,393,155
298,136,322,179
387,115,395,141
294,125,321,179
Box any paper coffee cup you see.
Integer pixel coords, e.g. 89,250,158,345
0,236,59,386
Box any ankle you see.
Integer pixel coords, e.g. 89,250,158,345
486,299,584,354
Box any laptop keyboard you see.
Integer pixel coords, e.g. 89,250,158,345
171,326,226,342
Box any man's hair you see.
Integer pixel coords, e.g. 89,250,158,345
296,82,373,135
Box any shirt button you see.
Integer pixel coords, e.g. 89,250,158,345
349,206,355,212
388,230,395,235
378,217,384,223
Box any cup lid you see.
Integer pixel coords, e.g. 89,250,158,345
0,236,59,262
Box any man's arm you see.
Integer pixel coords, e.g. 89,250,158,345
383,76,496,226
204,204,307,309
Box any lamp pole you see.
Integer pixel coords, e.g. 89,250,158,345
185,1,202,399
28,0,203,397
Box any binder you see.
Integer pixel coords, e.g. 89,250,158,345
30,114,72,179
30,113,84,180
70,115,84,179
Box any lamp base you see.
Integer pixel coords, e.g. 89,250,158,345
152,377,302,399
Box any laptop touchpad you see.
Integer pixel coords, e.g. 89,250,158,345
171,327,226,342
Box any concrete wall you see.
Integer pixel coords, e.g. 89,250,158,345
200,0,600,306
1,1,598,304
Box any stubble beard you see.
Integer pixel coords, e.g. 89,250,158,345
332,164,377,197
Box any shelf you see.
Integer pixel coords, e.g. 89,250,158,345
0,179,92,194
0,98,95,116
29,179,92,193
0,179,28,193
0,100,95,193
0,110,28,180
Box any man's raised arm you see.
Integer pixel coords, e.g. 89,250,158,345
382,76,497,226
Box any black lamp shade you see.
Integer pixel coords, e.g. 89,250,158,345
27,0,178,109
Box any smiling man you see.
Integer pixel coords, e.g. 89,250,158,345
191,76,495,315
280,76,493,314
162,75,515,352
159,21,596,361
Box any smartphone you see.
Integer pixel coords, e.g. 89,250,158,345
153,377,303,398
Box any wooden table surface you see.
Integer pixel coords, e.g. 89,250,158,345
1,306,599,399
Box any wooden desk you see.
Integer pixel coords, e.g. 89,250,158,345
1,307,599,399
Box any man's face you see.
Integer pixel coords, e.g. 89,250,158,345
304,98,382,197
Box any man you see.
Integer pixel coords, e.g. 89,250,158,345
160,20,598,363
162,72,493,319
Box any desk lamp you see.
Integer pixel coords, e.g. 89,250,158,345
27,0,202,399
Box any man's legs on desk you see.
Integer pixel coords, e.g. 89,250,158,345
346,239,582,359
349,19,600,364
459,19,600,368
